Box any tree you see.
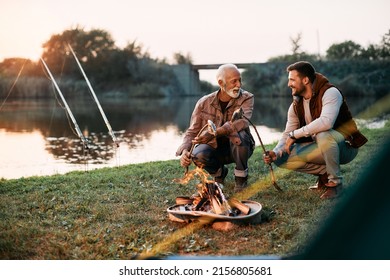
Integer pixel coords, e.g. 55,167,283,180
0,58,40,77
326,40,362,60
290,32,303,56
123,40,146,59
268,32,318,62
123,40,148,83
173,52,193,64
360,44,380,60
41,27,117,77
378,29,390,59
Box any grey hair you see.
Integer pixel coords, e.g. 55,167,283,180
216,63,239,82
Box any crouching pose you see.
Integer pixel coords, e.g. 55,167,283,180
263,61,367,199
176,64,255,192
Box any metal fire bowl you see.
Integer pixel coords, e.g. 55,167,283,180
167,200,262,224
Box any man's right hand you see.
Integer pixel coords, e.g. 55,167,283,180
263,150,276,164
180,149,192,167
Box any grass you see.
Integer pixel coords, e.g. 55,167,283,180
0,120,389,260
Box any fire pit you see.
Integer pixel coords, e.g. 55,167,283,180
167,199,262,223
169,167,262,225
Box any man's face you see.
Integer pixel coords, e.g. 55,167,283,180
287,70,306,97
222,69,242,98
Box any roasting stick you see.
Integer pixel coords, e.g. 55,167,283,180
232,108,282,192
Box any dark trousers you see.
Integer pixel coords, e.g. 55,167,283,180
192,130,254,178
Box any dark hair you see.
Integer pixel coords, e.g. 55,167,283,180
286,61,316,83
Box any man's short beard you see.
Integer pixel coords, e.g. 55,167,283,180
224,84,241,99
292,87,305,97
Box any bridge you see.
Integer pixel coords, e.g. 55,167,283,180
172,63,268,96
192,63,256,70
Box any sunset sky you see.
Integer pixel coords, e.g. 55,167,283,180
1,0,389,82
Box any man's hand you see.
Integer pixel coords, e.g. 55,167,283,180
263,150,277,164
193,131,215,144
284,137,296,154
180,149,192,167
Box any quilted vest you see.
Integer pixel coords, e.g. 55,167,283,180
293,73,367,147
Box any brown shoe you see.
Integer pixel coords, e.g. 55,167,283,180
320,182,343,199
234,176,248,192
308,173,328,191
214,166,228,184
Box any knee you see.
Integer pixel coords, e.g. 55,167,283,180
273,152,288,167
316,131,335,144
316,130,345,146
231,131,254,158
237,130,254,148
192,145,213,166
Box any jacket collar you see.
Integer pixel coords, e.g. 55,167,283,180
312,72,330,97
211,90,221,110
212,89,242,110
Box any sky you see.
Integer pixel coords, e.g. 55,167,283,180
1,0,389,83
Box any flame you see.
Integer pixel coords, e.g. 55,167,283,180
173,167,232,215
173,166,214,186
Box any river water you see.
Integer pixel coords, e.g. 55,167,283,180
0,95,384,179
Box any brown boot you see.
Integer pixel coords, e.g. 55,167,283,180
234,176,248,192
308,173,328,192
320,182,343,199
214,166,228,184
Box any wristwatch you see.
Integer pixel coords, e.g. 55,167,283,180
288,130,296,140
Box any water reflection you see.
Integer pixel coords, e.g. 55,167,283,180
46,133,116,164
0,95,382,179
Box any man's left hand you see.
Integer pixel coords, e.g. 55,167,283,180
193,131,215,144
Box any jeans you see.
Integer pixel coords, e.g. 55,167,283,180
192,130,254,178
274,129,358,184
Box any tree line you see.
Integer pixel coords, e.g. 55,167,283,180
0,27,389,99
242,31,390,97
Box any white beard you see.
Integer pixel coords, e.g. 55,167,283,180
226,88,241,99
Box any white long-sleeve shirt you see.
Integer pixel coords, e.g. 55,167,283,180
274,87,343,156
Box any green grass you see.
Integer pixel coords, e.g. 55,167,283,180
0,121,389,260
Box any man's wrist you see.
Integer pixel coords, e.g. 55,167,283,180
288,130,296,140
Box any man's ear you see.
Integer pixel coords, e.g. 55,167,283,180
303,76,310,85
217,79,223,87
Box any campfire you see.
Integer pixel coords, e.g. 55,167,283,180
169,167,261,224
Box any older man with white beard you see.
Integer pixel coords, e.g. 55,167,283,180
176,64,255,192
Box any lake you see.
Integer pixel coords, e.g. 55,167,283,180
0,95,382,179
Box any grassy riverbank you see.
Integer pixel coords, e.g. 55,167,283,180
0,120,389,259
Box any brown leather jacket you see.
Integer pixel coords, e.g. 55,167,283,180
176,89,254,156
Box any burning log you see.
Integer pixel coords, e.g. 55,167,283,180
190,182,232,215
211,196,223,215
228,198,251,215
